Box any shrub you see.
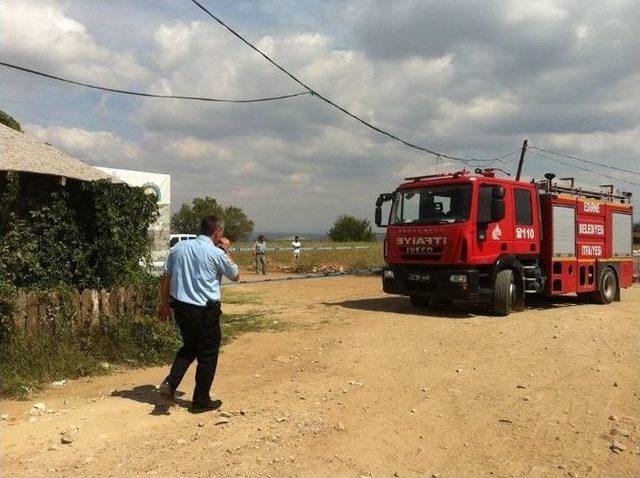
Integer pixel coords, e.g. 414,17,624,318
0,174,158,289
328,214,375,242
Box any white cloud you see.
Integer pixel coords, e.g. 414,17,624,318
504,0,567,23
25,123,141,165
0,0,148,85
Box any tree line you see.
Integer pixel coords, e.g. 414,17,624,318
171,197,374,242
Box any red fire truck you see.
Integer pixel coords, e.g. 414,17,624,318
375,169,634,315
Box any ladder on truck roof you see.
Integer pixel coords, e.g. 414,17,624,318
535,173,633,204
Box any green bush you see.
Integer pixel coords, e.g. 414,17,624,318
327,214,375,242
0,175,158,289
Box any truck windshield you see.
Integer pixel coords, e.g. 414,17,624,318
389,184,472,225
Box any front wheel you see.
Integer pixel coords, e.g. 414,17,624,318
590,268,618,304
410,296,430,308
493,269,515,316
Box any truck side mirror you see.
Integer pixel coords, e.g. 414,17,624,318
375,193,393,227
375,206,384,227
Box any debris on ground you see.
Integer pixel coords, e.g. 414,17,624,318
273,355,292,363
610,441,626,453
313,263,346,274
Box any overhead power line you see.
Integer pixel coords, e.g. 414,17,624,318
530,146,640,177
190,0,513,164
529,150,640,188
0,61,310,103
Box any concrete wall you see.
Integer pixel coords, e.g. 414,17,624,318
150,203,171,253
96,166,171,254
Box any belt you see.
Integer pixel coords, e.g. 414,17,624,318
170,297,221,310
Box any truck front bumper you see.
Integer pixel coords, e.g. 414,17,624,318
382,266,493,304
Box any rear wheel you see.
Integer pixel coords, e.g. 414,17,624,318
493,269,515,316
410,296,430,308
590,268,617,304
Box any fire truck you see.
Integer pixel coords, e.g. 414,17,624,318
375,168,634,315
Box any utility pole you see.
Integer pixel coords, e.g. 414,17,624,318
515,139,528,181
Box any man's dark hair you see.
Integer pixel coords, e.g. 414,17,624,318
258,234,266,242
200,215,224,235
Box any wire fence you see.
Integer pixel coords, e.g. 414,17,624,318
229,245,374,252
222,267,383,286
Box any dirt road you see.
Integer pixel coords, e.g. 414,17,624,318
2,277,639,477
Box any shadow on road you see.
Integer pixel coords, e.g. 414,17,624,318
523,294,590,310
325,296,477,319
111,385,189,416
328,294,596,318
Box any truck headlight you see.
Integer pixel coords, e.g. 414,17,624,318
449,274,467,283
383,270,395,279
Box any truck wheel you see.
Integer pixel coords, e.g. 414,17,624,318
493,269,515,316
590,268,617,304
410,296,430,308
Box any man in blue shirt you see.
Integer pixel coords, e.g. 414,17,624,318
158,215,240,412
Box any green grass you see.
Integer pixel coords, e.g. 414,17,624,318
223,290,263,305
1,308,282,399
222,310,287,343
1,315,181,399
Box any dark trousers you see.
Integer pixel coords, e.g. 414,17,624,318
164,300,222,403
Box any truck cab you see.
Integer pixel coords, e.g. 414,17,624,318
376,169,542,315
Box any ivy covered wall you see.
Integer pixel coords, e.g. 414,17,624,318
0,171,158,290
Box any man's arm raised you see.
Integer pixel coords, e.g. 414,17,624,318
217,237,240,282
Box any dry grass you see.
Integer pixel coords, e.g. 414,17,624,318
229,241,383,273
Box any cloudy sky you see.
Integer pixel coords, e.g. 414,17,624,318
1,0,639,232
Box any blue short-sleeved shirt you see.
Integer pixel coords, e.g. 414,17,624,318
163,235,239,306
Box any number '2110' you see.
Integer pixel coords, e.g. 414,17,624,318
516,227,535,239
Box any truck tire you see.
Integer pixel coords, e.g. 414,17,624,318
493,269,515,316
590,267,617,304
410,296,430,308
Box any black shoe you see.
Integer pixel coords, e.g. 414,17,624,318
158,381,176,400
190,399,222,413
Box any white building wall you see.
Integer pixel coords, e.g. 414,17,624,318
96,167,171,254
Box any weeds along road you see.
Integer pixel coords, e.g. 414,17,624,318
2,277,639,477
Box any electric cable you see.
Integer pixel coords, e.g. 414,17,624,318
0,61,310,103
190,0,516,164
528,150,640,188
529,145,640,177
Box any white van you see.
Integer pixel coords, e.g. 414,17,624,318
169,234,197,248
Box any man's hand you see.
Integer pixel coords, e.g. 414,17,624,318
218,237,231,252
